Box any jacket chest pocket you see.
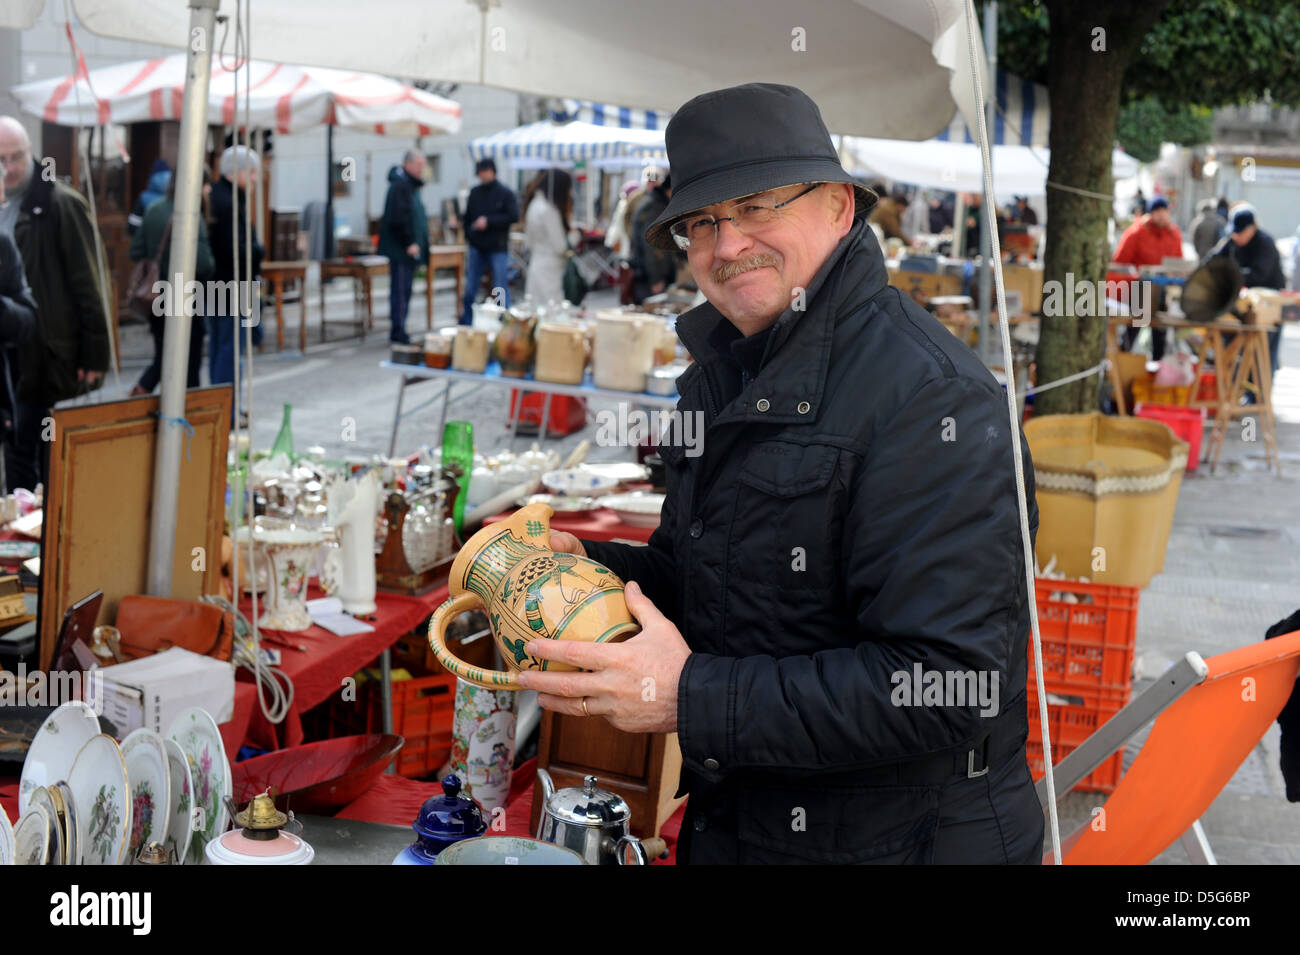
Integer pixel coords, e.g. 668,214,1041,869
731,441,843,595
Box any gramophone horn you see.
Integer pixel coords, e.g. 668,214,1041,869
1180,257,1244,324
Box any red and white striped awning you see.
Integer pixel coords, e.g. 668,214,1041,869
12,54,462,137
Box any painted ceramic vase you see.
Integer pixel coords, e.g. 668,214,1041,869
427,501,639,689
450,680,516,816
494,310,538,378
255,526,331,631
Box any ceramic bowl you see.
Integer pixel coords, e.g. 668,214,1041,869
541,468,619,498
19,701,101,816
599,492,666,528
433,835,586,865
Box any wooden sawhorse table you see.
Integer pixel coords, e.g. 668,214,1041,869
425,245,466,330
260,260,309,352
319,256,389,343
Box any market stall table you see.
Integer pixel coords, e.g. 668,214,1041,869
424,245,466,330
260,260,310,353
229,587,434,754
320,256,389,343
382,359,679,456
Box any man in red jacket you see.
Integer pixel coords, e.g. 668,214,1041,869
1113,196,1185,359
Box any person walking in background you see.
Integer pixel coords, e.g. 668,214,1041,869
522,168,573,306
127,158,171,237
207,145,264,406
459,158,518,325
377,150,430,344
629,174,677,303
1190,198,1223,259
0,231,37,494
0,116,110,493
128,174,215,396
1113,196,1184,360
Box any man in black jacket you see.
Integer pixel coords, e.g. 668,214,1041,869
1207,208,1285,373
207,145,264,401
0,231,37,492
514,84,1043,864
377,151,430,344
629,176,677,303
459,158,518,325
0,116,110,492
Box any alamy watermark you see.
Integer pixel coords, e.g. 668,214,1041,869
890,663,1000,717
0,664,104,710
594,405,705,457
151,274,262,326
1042,275,1155,327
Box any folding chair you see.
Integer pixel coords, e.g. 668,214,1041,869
1037,628,1300,864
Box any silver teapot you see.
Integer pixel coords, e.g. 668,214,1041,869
534,770,665,866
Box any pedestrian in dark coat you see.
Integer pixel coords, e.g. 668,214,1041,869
513,84,1044,864
0,231,37,491
377,150,430,344
1,117,110,492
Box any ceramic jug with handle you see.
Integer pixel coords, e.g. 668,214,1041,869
321,470,380,615
494,309,538,378
427,501,639,689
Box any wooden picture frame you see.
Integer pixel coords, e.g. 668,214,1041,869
39,386,233,669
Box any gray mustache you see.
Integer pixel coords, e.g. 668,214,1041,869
712,253,782,284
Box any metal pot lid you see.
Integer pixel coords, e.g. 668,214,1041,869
545,775,631,827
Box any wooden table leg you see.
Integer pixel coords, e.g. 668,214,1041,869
1106,321,1127,416
1252,333,1281,476
298,278,306,353
454,261,464,321
273,276,285,352
320,272,328,344
426,260,434,330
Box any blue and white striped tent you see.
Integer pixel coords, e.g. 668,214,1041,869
551,99,674,130
559,75,1046,146
466,120,665,164
935,71,1049,146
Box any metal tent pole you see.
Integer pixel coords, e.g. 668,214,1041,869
976,1,997,365
146,0,219,596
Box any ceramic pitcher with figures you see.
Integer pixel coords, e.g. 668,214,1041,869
427,502,640,689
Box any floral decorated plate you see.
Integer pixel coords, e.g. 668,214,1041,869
166,707,230,865
28,787,63,865
0,801,13,864
163,738,194,865
68,734,130,865
121,729,171,860
13,803,50,865
19,701,101,816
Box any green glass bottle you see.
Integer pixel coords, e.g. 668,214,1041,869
271,402,295,461
441,420,474,536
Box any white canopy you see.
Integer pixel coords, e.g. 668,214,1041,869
3,0,987,141
467,120,664,163
11,53,462,136
842,136,1140,198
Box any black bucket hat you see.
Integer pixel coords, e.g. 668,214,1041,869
645,83,876,251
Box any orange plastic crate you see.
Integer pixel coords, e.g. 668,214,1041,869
386,673,456,778
1026,684,1129,793
1031,579,1139,693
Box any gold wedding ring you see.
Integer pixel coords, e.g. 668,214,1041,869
581,697,591,717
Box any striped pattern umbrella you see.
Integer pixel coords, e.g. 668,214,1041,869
466,120,664,163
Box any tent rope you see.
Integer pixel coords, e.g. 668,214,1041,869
962,0,1063,865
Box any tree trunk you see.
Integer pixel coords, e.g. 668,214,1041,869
1036,0,1170,415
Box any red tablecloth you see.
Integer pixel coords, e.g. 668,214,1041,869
336,757,684,864
226,587,438,755
486,507,655,544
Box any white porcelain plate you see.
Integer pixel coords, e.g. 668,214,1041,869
0,801,13,865
52,781,78,865
166,707,230,865
19,701,101,816
163,738,194,865
541,468,619,498
28,787,62,865
68,734,130,865
121,729,171,860
13,803,50,865
599,492,666,528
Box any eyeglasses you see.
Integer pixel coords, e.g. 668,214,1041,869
670,183,822,251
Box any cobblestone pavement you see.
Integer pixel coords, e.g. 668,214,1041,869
100,271,1300,864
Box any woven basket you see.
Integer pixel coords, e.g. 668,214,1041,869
1025,413,1189,588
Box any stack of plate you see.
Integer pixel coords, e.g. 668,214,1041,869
9,702,230,865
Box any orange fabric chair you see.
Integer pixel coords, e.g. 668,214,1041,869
1060,628,1300,864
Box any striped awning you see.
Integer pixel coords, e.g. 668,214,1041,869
467,120,665,163
934,70,1049,146
551,99,674,130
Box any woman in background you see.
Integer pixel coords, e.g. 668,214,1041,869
522,168,573,305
